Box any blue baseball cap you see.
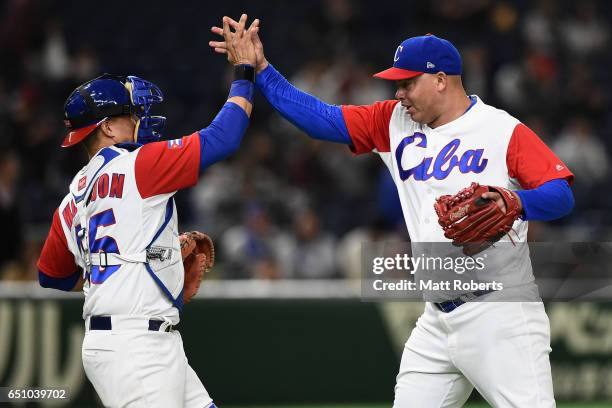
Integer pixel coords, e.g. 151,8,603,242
373,34,462,80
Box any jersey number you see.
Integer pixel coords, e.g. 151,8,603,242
75,209,120,284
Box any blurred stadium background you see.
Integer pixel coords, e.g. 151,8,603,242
0,0,611,406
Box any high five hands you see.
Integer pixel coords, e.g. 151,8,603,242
209,14,269,73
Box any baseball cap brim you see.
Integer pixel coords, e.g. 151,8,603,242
373,67,424,80
61,123,99,148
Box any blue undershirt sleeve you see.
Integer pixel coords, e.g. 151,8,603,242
198,102,250,172
256,64,351,144
515,179,574,221
38,269,80,291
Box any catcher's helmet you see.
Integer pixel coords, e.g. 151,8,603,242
62,73,165,147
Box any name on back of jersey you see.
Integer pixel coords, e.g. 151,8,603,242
61,172,125,229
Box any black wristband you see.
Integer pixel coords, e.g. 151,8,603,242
234,64,255,83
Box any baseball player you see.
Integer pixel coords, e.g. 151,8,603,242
36,15,259,408
211,20,575,407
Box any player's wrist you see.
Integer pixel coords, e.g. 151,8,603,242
511,190,524,215
256,60,269,74
228,79,254,104
233,64,255,83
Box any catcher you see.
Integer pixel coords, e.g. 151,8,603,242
36,14,258,408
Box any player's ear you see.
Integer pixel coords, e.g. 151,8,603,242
98,119,116,139
435,72,447,92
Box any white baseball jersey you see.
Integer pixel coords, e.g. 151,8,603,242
38,133,202,324
342,95,573,407
342,96,574,290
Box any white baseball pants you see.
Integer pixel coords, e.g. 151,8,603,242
394,301,555,408
82,316,213,408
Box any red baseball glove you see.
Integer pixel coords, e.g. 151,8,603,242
179,231,215,303
434,182,522,255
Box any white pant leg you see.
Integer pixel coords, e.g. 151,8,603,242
394,371,473,408
394,304,473,408
185,364,213,408
83,329,212,408
444,301,555,408
82,331,125,407
176,331,213,408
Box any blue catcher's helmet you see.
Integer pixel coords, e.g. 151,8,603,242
62,73,166,147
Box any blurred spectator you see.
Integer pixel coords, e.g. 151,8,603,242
487,2,523,67
462,44,489,98
41,19,70,80
343,63,390,105
290,209,338,279
221,204,295,279
298,0,361,56
562,61,608,119
291,60,343,105
191,162,244,235
521,0,559,54
492,59,525,111
552,117,609,220
560,1,609,57
552,117,609,186
72,47,100,82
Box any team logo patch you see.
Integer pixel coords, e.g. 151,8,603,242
167,138,184,150
78,176,87,191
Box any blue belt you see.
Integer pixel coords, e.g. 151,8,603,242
434,290,495,313
89,316,173,332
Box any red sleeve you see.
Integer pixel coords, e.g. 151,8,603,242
341,100,398,155
507,123,574,189
135,132,201,198
37,209,78,278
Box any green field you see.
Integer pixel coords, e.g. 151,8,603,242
227,404,612,408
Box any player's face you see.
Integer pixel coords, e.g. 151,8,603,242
395,74,440,125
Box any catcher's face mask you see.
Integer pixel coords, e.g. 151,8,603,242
124,75,166,145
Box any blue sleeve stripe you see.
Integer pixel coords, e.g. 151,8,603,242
256,64,351,145
198,102,249,171
39,269,80,291
515,178,574,221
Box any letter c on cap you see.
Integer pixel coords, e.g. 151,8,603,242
394,45,403,62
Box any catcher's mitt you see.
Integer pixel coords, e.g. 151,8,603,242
434,182,522,255
179,231,215,303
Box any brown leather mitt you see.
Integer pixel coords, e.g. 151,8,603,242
179,231,215,303
434,182,522,255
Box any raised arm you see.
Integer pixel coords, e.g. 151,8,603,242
210,17,351,145
198,14,258,170
133,15,261,198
